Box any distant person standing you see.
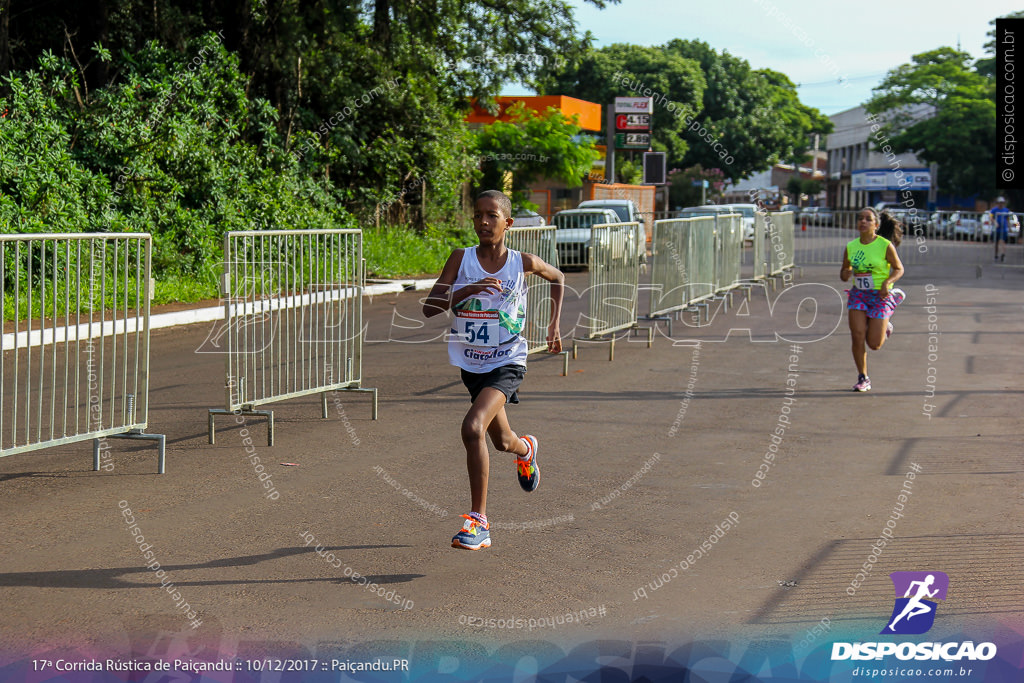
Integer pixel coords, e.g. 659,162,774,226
840,208,906,392
989,196,1011,262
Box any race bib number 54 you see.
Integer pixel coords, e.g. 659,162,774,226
854,272,873,290
456,310,499,347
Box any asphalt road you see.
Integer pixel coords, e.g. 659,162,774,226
1,245,1021,677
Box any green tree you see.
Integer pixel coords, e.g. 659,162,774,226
802,178,822,197
535,42,706,179
0,0,620,227
663,40,832,181
474,102,599,207
0,36,356,300
785,177,821,205
866,47,995,197
538,39,831,183
975,10,1024,79
668,165,724,207
785,177,805,203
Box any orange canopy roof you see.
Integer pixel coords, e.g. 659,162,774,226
466,96,603,132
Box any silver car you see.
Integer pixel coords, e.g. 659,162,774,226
552,208,624,269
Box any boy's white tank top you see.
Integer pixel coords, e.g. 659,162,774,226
448,247,528,373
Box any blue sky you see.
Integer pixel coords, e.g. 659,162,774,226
507,0,1018,116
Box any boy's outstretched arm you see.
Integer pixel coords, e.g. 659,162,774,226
522,252,564,353
423,250,463,318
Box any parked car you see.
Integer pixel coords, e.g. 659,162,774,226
718,203,758,241
949,212,983,241
675,205,752,242
512,210,545,227
981,211,1023,242
577,198,645,227
552,208,628,269
577,199,648,262
676,205,733,219
799,206,835,226
778,204,800,214
926,211,954,239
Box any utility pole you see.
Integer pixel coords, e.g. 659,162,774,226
605,104,615,183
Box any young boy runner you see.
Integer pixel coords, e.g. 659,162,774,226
422,190,564,550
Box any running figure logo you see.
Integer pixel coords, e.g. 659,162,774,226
881,571,949,635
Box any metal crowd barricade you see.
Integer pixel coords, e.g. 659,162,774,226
646,217,698,335
751,211,768,281
648,217,693,322
207,229,377,446
686,216,719,324
768,211,797,280
572,222,651,361
0,233,165,473
646,215,745,331
795,209,997,267
715,213,743,301
793,209,849,265
505,225,570,375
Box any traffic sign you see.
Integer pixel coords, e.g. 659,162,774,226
616,113,650,131
615,132,650,149
614,97,654,114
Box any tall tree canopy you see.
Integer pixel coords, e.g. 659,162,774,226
537,39,831,182
536,42,706,166
975,10,1024,79
664,40,831,180
0,0,617,221
865,47,995,197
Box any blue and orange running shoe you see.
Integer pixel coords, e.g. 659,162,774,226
452,513,490,550
516,435,540,492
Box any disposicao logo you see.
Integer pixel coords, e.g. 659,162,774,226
831,571,997,663
881,571,948,635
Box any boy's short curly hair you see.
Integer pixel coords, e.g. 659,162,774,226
476,190,512,219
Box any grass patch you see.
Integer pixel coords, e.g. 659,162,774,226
152,272,220,306
363,223,475,279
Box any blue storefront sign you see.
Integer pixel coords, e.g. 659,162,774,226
851,168,930,191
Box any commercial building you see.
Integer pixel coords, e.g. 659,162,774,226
721,158,827,206
826,105,936,210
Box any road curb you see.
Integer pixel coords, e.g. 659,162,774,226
2,279,438,346
147,278,437,333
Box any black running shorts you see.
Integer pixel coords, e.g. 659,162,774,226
460,364,526,405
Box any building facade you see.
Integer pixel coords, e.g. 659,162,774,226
826,105,936,211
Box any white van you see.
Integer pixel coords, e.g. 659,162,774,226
718,204,757,241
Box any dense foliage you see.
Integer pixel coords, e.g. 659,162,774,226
866,48,995,198
0,0,614,228
0,0,846,300
0,36,355,299
474,102,600,209
537,39,832,183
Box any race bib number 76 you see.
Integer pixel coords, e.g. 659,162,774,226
854,272,873,290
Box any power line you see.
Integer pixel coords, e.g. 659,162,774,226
796,73,887,88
